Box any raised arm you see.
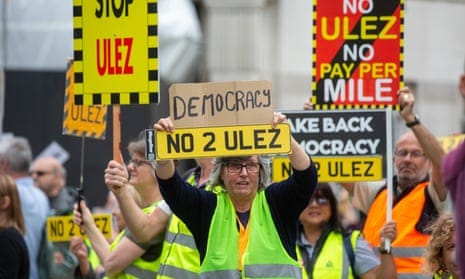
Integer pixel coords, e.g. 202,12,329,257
273,112,311,171
398,87,447,200
104,160,170,243
153,117,177,180
74,200,162,276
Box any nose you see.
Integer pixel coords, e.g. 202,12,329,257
239,165,248,175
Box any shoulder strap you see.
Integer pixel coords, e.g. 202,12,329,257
343,231,359,279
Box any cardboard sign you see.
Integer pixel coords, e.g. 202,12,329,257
169,80,274,128
73,0,159,105
46,214,112,242
155,124,291,159
312,0,404,110
272,109,389,182
63,60,107,139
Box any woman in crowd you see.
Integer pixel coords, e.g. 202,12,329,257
297,183,397,279
0,174,29,279
423,213,460,279
74,135,170,278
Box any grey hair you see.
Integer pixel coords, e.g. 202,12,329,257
0,136,33,173
208,155,272,191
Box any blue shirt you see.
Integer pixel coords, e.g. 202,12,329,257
298,232,380,277
16,177,50,279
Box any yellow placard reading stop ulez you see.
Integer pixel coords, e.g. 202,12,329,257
272,156,383,182
46,214,112,242
156,124,291,160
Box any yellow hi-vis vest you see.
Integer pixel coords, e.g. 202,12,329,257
363,181,431,279
85,237,101,272
297,231,359,279
105,201,162,279
201,191,302,279
157,174,200,279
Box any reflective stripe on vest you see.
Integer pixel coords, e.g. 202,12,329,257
201,191,302,279
105,201,162,279
297,231,358,279
244,263,302,278
363,181,430,277
396,274,432,279
201,265,302,279
164,230,197,249
124,265,157,278
157,173,201,278
373,246,425,258
157,265,199,279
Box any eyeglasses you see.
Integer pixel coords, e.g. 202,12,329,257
394,149,425,159
310,197,329,206
128,159,153,167
30,170,52,177
225,162,260,174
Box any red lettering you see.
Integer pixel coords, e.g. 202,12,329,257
95,37,134,76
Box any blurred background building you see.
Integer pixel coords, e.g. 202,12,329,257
0,0,464,207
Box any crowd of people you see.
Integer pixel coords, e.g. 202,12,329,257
0,80,464,279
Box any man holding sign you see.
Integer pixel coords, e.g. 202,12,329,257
152,112,317,278
350,87,448,279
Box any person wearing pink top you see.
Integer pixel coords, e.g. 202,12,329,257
440,69,465,277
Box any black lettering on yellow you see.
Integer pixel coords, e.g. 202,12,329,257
167,134,194,153
95,0,134,18
328,161,350,177
254,129,266,149
268,129,281,148
364,161,374,176
100,217,109,235
281,161,292,178
224,131,237,150
51,219,65,237
92,106,103,124
69,219,75,237
239,131,252,150
203,132,216,152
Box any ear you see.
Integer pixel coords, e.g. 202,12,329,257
459,74,465,98
0,196,10,210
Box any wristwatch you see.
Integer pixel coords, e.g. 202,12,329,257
378,246,391,255
406,115,420,128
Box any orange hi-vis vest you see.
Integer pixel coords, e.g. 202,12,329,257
363,181,430,279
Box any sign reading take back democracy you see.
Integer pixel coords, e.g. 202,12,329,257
272,110,389,182
73,0,159,105
153,81,292,159
312,0,404,110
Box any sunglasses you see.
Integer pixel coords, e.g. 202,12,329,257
309,197,329,206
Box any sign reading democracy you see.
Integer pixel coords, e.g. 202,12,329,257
169,80,273,128
272,109,389,182
73,0,159,105
152,80,286,159
63,60,107,139
46,214,112,242
311,0,403,109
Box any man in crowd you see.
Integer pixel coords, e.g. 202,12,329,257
348,87,447,279
0,135,49,279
